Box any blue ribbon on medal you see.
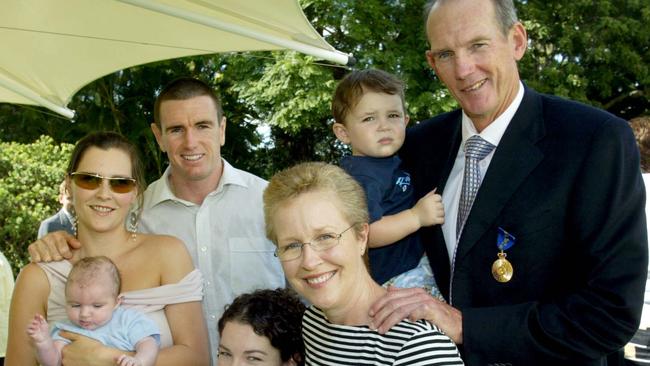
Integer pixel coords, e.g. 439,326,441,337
492,227,516,283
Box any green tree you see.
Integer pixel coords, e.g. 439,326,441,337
0,136,74,275
519,0,650,119
2,0,647,178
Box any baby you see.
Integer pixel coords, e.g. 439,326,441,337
27,256,159,366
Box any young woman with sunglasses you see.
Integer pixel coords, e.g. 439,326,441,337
6,132,210,366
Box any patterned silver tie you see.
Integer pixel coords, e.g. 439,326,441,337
456,135,496,237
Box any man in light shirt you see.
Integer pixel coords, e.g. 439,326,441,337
144,78,284,358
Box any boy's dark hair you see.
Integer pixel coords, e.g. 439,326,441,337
153,77,224,127
331,69,406,125
218,288,305,365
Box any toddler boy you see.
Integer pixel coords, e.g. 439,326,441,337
332,69,444,298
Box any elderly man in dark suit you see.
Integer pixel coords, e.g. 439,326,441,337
369,0,648,365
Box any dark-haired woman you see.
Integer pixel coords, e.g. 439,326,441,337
218,288,305,366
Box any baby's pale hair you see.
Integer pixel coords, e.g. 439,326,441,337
66,256,121,298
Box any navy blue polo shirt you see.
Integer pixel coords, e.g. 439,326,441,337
340,155,425,284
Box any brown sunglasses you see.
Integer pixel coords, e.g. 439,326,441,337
70,172,136,194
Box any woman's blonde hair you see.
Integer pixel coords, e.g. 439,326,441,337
263,162,369,244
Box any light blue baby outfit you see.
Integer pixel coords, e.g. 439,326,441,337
52,306,160,350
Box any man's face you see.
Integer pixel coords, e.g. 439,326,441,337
152,95,226,185
425,0,527,130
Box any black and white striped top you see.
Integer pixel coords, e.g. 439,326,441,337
303,306,464,365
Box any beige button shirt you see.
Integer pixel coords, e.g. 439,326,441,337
140,159,285,359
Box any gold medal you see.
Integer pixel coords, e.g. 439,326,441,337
491,251,513,283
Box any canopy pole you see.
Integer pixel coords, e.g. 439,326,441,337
117,0,352,66
0,73,75,119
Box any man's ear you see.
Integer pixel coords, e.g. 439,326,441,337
425,50,437,72
219,116,227,147
151,123,165,152
332,122,351,144
404,114,411,127
510,22,528,61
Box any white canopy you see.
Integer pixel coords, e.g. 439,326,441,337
0,0,351,118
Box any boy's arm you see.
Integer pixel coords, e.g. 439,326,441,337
368,189,444,248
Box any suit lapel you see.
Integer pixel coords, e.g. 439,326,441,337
437,116,463,193
431,115,462,298
455,88,546,263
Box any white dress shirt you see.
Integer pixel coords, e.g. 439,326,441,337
441,82,525,261
139,159,285,359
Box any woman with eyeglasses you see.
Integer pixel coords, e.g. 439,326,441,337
263,162,463,365
6,132,209,366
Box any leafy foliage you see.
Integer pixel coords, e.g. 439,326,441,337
0,136,73,275
519,0,650,119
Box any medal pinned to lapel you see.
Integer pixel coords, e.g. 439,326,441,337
492,227,516,283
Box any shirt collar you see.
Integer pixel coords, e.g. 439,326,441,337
461,81,525,147
145,158,249,208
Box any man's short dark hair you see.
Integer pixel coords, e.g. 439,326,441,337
153,77,224,127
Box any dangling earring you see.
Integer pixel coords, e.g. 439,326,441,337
69,206,78,237
127,209,139,241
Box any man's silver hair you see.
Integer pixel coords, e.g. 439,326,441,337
423,0,518,37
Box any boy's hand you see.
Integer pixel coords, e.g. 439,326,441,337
412,189,445,227
28,231,81,262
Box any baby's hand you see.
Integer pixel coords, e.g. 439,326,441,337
116,354,142,366
412,189,445,227
26,314,50,344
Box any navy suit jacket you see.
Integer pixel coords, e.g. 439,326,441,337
400,87,648,365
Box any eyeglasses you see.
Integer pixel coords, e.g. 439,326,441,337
70,172,137,194
274,224,356,262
